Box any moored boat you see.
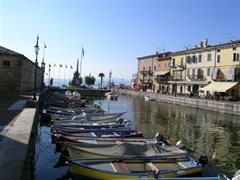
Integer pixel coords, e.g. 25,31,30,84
65,142,187,159
68,156,205,179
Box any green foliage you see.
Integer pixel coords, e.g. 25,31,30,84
85,75,96,87
98,73,105,88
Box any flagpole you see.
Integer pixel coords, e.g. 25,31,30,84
69,65,72,85
59,65,60,86
48,64,51,86
64,66,66,86
80,45,84,81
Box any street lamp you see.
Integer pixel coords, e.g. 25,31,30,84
109,70,112,90
41,42,46,92
33,35,40,100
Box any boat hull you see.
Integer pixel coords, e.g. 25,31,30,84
68,157,202,179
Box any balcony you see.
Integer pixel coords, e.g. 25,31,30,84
169,76,184,81
140,79,152,83
187,75,207,81
178,64,185,69
155,77,170,83
140,70,153,76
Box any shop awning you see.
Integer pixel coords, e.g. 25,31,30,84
200,82,238,92
153,71,170,76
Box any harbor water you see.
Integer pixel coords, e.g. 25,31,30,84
35,95,240,179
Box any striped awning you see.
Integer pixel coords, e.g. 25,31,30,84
153,71,170,76
200,82,238,92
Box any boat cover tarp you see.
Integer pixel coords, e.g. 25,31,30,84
66,142,186,157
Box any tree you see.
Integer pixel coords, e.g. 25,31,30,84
85,75,95,87
98,73,105,89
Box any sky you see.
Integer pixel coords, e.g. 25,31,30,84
0,0,240,83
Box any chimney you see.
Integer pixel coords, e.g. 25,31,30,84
199,41,203,48
203,39,208,47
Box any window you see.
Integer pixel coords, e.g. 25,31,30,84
172,58,175,67
154,66,156,71
181,57,184,65
192,55,197,63
233,53,239,61
233,47,236,50
3,61,10,67
217,49,221,52
179,71,182,79
207,68,211,76
192,69,195,79
207,53,211,61
198,54,202,63
217,55,221,63
187,56,191,64
187,69,190,76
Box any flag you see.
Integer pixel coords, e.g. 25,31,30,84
44,42,47,48
60,64,63,67
82,47,85,57
49,64,51,67
65,65,68,68
70,65,73,69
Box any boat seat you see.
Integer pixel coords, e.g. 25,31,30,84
112,162,128,172
146,162,159,172
178,161,193,169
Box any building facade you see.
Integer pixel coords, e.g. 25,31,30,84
137,52,171,92
0,46,43,92
137,39,240,100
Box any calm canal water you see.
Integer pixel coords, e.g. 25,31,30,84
35,95,240,179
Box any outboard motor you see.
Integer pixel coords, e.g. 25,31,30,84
124,119,131,126
115,117,124,125
197,155,208,166
176,140,193,152
154,133,170,145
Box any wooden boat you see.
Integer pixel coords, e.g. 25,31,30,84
51,120,130,131
56,132,168,144
52,111,127,123
53,128,143,138
65,142,187,159
68,156,205,179
51,123,131,133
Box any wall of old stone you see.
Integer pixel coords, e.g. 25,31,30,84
0,54,43,92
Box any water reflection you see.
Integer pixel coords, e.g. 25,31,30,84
98,95,240,177
35,95,240,179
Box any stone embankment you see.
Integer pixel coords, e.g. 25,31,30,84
117,89,240,116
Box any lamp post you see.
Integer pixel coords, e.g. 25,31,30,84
108,70,112,90
41,42,46,92
33,35,40,100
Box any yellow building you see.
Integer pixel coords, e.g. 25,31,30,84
170,39,240,99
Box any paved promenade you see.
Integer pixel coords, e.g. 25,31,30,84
0,92,37,180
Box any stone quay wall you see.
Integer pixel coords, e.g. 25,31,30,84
117,89,240,116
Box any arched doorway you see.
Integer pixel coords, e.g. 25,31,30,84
172,84,177,94
193,84,199,95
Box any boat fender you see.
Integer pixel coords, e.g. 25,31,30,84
153,170,160,179
197,155,208,166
